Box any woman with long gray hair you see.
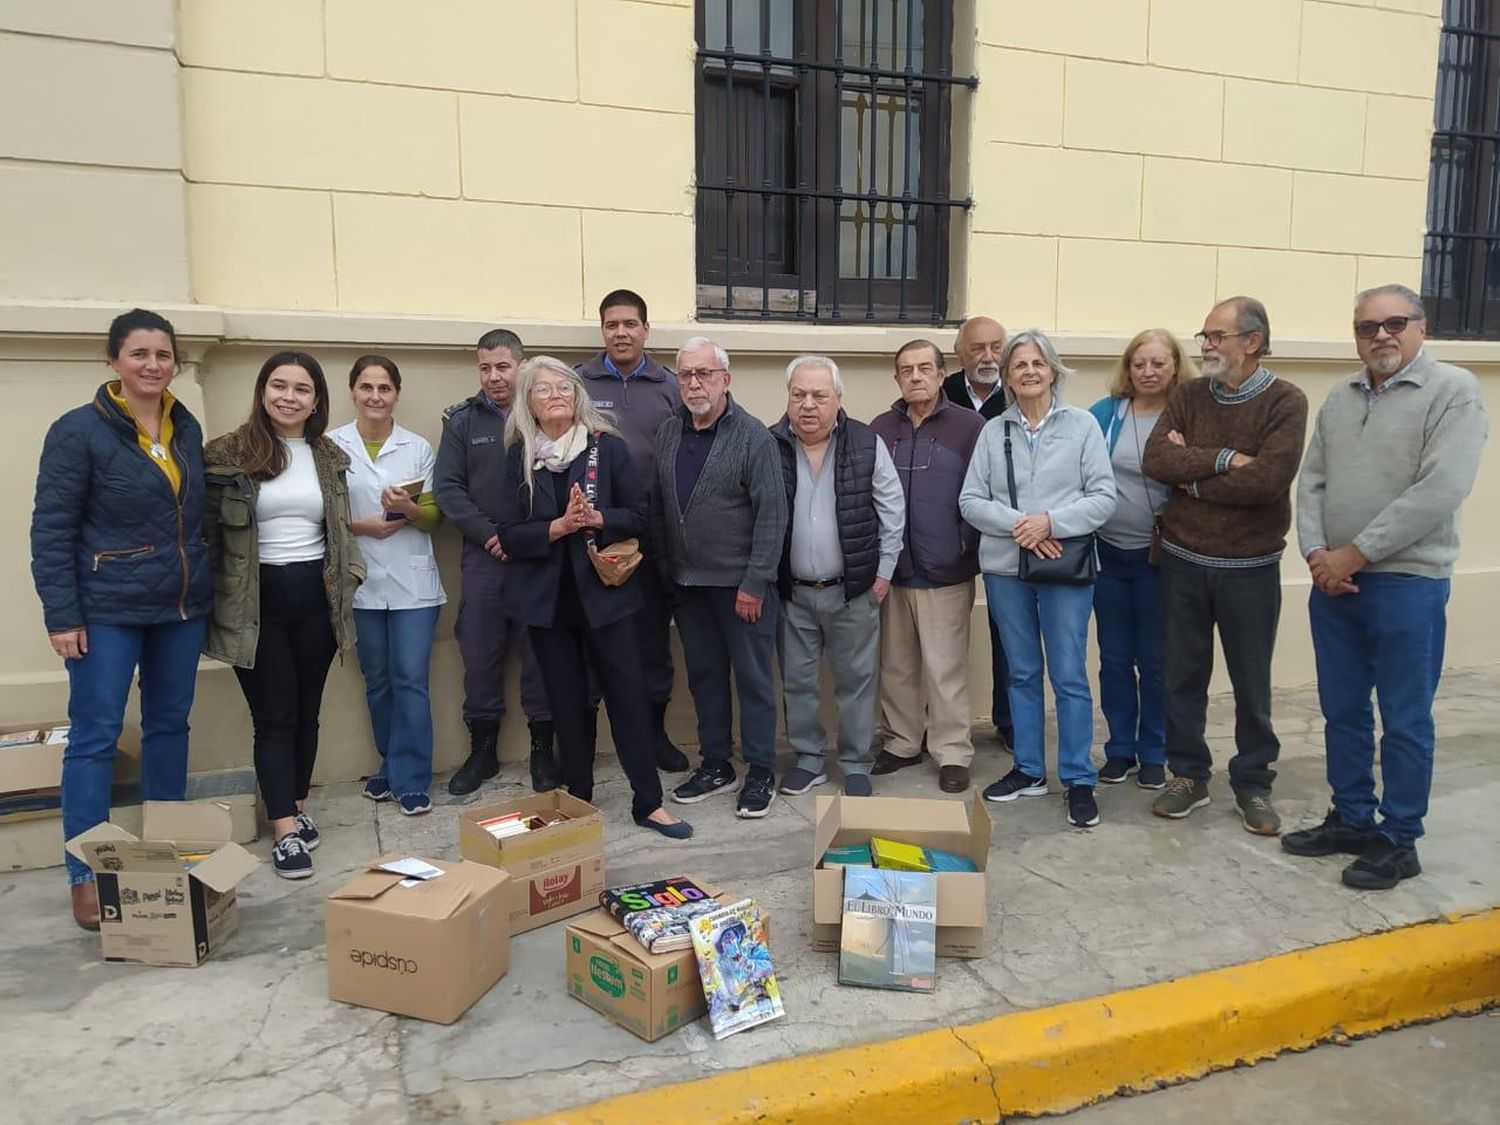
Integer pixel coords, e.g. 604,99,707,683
496,356,691,838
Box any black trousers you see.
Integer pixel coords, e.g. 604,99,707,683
1160,553,1281,794
234,561,337,821
986,610,1014,745
633,562,676,705
528,615,663,821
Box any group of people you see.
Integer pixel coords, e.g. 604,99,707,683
31,283,1487,931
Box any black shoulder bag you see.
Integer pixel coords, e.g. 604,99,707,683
1003,420,1097,586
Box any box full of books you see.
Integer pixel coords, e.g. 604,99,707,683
457,791,604,934
0,720,140,798
63,800,259,967
810,793,990,958
325,855,510,1024
565,876,773,1041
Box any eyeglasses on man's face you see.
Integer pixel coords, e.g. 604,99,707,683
679,367,727,386
1354,315,1423,340
1193,329,1251,349
531,381,576,399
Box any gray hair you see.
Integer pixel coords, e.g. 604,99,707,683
676,335,730,371
785,354,843,395
504,356,618,504
1216,295,1272,358
1355,283,1425,320
998,329,1075,403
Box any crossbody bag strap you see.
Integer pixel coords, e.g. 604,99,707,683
583,432,600,543
1002,421,1019,510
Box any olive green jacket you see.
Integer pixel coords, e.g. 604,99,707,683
202,430,365,668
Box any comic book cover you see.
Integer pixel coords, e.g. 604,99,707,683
599,876,720,954
689,898,785,1041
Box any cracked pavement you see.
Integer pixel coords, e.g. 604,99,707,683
3,668,1498,1122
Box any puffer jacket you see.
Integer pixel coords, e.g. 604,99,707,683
201,429,364,668
31,384,213,633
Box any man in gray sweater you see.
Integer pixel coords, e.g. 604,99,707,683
1287,283,1489,890
652,337,789,818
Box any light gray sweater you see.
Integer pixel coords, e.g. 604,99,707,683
1297,350,1489,579
959,396,1116,577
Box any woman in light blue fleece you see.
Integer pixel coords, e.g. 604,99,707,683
960,330,1116,828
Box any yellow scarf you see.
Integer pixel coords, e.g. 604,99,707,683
106,381,181,495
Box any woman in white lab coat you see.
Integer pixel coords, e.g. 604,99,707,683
330,355,446,815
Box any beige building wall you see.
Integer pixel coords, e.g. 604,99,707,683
2,0,1494,796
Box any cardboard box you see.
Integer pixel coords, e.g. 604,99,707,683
0,720,140,796
325,855,510,1025
810,793,991,959
565,881,765,1042
64,799,259,967
458,791,605,933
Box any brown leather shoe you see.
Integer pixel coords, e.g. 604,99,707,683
871,749,927,776
72,881,100,931
939,765,970,793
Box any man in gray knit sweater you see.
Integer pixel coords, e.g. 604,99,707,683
652,337,789,818
1285,284,1488,890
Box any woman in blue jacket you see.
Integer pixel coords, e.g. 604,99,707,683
1087,329,1197,791
497,356,691,840
30,308,213,929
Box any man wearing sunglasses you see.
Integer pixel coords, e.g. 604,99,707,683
1285,284,1488,889
1141,296,1308,836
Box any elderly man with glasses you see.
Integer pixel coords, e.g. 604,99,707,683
1284,284,1488,889
1140,296,1308,836
651,337,789,819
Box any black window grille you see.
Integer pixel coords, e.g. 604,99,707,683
1424,0,1500,337
694,0,975,325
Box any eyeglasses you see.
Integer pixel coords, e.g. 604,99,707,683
679,367,727,386
1354,315,1423,339
531,381,576,399
1193,330,1251,348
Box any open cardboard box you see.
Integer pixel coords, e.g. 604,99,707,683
458,791,605,933
325,855,510,1025
0,719,140,798
565,878,769,1042
810,792,991,959
64,799,259,967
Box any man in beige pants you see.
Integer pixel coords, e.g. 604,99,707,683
869,340,988,793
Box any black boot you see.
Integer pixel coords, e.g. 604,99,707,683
652,700,690,773
448,718,500,796
529,720,559,794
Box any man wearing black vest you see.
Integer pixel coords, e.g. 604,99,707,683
944,315,1014,751
770,355,905,797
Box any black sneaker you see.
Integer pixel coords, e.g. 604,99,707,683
736,768,777,819
1342,837,1421,890
1282,808,1378,857
778,767,827,796
982,767,1048,803
671,761,737,804
294,811,320,851
1136,763,1167,790
1098,758,1137,784
272,834,313,880
362,776,391,802
1066,785,1100,828
398,793,432,817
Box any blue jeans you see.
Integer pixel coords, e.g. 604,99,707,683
1309,573,1449,847
354,606,440,798
62,616,208,885
1093,541,1165,765
984,575,1098,788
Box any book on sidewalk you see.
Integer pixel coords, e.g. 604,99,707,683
598,875,722,954
838,868,938,992
689,897,785,1040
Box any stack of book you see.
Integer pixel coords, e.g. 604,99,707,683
476,808,574,841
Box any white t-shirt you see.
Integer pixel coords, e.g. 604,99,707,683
256,438,325,563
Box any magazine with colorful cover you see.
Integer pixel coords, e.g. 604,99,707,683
838,868,938,992
598,875,722,954
689,898,784,1040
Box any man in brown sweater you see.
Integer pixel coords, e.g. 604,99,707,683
1140,296,1308,836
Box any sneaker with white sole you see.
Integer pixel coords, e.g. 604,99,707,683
1098,758,1137,784
398,793,432,816
294,811,320,851
362,776,392,802
671,761,737,804
1152,777,1211,819
272,833,313,879
982,767,1048,802
778,767,828,796
1066,785,1100,828
735,768,777,818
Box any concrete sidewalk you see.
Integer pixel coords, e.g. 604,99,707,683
3,667,1499,1123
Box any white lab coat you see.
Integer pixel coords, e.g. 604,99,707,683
329,421,447,611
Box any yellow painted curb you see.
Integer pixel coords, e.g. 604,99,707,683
523,908,1500,1125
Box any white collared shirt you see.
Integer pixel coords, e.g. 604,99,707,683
329,421,447,611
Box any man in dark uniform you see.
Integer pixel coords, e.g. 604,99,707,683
943,315,1013,750
433,329,557,794
575,289,690,773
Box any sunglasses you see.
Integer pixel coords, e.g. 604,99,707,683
1354,315,1423,339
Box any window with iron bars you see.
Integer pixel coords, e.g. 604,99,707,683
694,0,975,325
1424,0,1500,337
